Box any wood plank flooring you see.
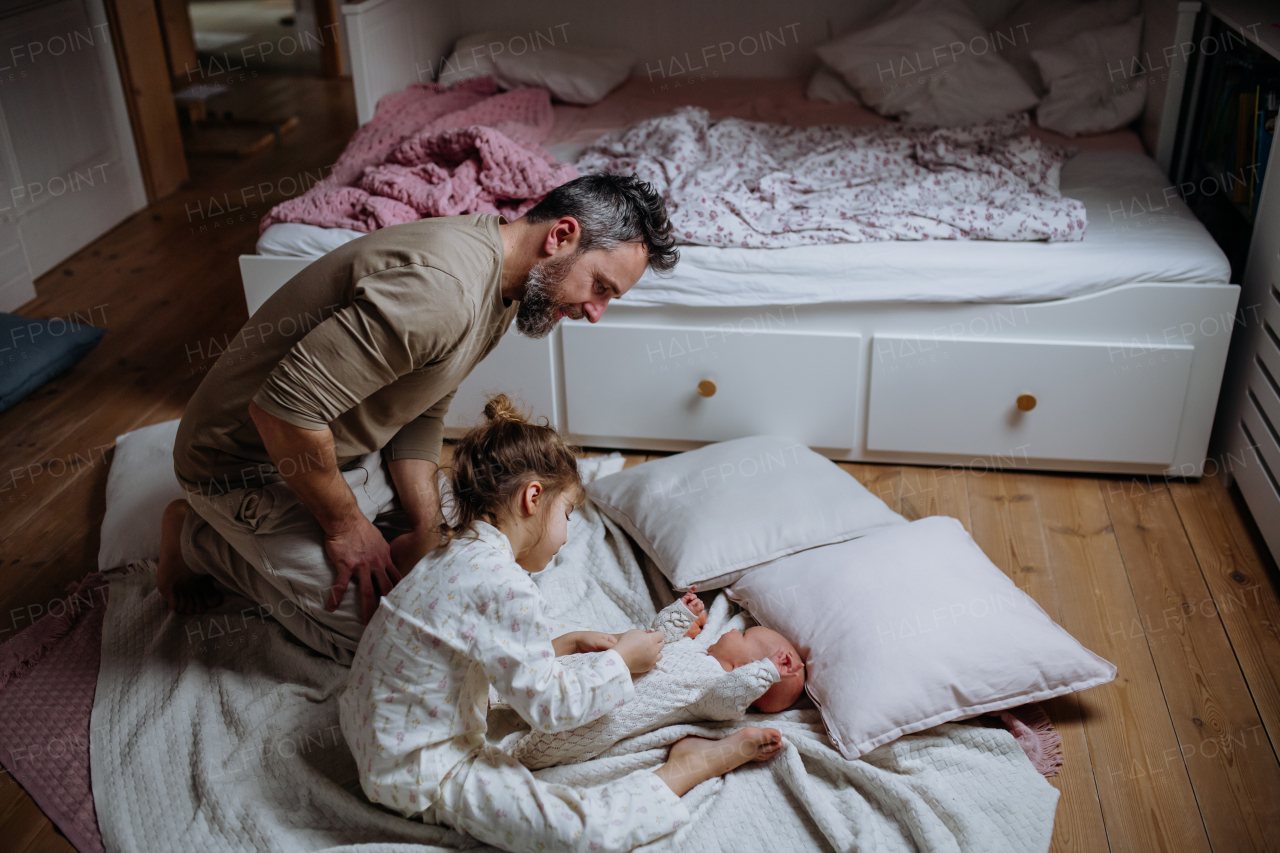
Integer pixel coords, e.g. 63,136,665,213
1,74,1278,853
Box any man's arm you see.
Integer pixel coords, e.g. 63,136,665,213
386,457,441,574
248,400,401,624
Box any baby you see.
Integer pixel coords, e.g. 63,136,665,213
507,590,806,770
682,588,806,714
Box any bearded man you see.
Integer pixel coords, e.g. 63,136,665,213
158,174,678,664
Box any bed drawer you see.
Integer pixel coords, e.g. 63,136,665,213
866,336,1195,465
445,322,557,430
562,323,861,449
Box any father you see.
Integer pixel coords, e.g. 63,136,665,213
159,174,678,663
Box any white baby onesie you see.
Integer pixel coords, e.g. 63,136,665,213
509,600,780,770
338,521,689,853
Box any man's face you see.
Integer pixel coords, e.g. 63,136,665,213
515,229,648,338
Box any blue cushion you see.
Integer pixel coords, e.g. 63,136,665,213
0,312,106,413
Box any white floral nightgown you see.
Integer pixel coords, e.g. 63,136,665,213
338,520,689,852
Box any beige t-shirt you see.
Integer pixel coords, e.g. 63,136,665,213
174,214,515,495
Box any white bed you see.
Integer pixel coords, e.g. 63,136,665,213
238,0,1234,477
256,150,1227,306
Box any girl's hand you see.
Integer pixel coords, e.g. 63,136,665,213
680,586,705,619
574,632,620,654
551,631,620,656
615,629,664,674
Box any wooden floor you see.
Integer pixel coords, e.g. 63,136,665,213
2,74,1279,853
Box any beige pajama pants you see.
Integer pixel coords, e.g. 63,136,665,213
180,452,407,664
429,746,690,853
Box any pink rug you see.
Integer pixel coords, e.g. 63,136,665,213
0,573,108,853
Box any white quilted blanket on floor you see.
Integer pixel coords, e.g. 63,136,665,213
507,599,780,770
90,455,1058,853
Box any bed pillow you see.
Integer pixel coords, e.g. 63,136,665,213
0,313,105,413
440,32,632,105
996,0,1141,95
725,516,1116,760
585,435,905,591
98,419,186,569
1032,17,1146,136
806,64,859,104
814,0,1038,126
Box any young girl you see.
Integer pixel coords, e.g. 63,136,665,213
339,395,782,852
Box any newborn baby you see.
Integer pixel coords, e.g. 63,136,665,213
506,592,806,770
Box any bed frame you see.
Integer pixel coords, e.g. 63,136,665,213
244,0,1234,476
242,255,1236,476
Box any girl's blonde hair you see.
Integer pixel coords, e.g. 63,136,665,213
439,394,581,548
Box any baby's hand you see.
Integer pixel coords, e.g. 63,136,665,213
680,586,705,619
684,613,708,639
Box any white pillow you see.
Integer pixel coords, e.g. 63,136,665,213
98,419,186,569
725,516,1116,760
1032,17,1146,136
584,436,905,591
806,64,859,104
814,0,1039,126
440,32,632,105
997,0,1140,95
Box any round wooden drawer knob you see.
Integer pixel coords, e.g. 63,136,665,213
697,379,717,397
1016,393,1037,412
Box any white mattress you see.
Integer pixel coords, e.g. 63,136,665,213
255,150,1230,307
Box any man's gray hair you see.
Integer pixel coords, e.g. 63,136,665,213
524,174,679,273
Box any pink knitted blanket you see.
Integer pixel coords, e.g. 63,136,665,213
0,572,109,853
261,77,576,232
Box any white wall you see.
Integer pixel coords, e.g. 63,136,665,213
0,0,147,311
1139,0,1181,157
446,0,1023,82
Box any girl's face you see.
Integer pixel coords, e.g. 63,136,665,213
516,487,577,573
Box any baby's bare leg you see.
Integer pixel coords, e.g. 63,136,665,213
653,727,782,797
157,500,223,614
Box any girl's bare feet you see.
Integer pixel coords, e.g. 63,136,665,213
157,500,223,614
654,727,783,796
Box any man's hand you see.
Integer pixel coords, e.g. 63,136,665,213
614,629,664,674
324,516,403,623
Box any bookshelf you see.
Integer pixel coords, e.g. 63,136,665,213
1184,2,1280,562
1174,8,1278,280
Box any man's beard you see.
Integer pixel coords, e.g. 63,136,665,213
515,253,583,339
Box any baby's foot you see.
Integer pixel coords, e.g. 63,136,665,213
655,727,783,796
684,613,707,639
157,500,223,615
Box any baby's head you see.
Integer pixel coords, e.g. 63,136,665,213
706,626,806,713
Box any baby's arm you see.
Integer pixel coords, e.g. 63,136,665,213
679,588,708,638
475,575,634,734
651,596,700,643
688,658,779,721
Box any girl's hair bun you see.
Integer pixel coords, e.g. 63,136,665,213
440,392,581,549
483,393,527,425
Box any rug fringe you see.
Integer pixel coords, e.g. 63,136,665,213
0,572,110,689
999,703,1064,777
